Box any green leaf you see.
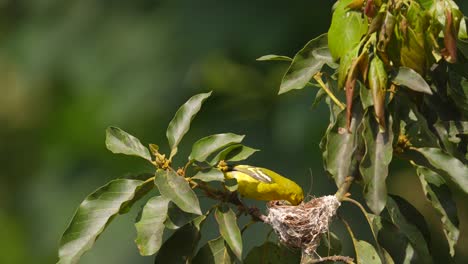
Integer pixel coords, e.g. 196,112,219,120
382,196,433,264
105,127,151,161
193,237,232,264
224,178,238,192
392,67,432,94
355,240,382,264
344,219,382,264
210,144,259,165
368,56,388,131
215,206,242,260
322,105,363,187
412,147,468,194
338,45,360,89
189,133,245,161
58,179,149,264
360,114,394,215
134,196,170,256
419,0,434,10
192,169,225,182
360,82,373,109
154,169,202,215
166,92,212,157
256,55,292,62
154,219,205,264
164,201,198,230
433,120,468,160
416,166,459,256
328,0,368,60
279,34,329,94
244,242,301,264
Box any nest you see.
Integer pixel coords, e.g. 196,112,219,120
266,195,340,255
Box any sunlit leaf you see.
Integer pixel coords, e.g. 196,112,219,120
189,133,245,161
322,105,363,187
105,127,151,161
392,67,433,94
338,45,359,89
328,0,368,60
412,147,468,194
58,179,149,264
135,196,170,256
416,166,459,256
166,92,212,157
164,202,198,230
360,114,394,215
192,169,225,182
215,206,242,260
368,56,388,132
244,241,301,264
419,0,434,10
154,218,206,264
279,34,329,94
210,144,259,165
154,169,202,215
256,55,292,62
193,237,231,264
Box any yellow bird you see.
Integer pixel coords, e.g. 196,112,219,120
224,165,304,205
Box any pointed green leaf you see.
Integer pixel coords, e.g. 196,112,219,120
392,67,432,95
344,219,382,264
328,0,368,60
279,34,329,94
105,127,151,161
382,196,433,264
135,196,170,256
256,55,292,62
210,144,259,165
244,242,301,264
322,105,363,187
154,169,202,215
215,206,242,260
164,201,198,230
189,133,245,161
412,147,468,194
416,166,459,256
355,240,382,264
166,92,212,155
154,220,205,264
192,169,225,182
58,179,149,264
360,114,394,214
193,237,232,264
360,83,374,109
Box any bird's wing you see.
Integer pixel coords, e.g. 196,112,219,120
233,166,274,183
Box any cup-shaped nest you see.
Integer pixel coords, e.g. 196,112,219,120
266,195,340,255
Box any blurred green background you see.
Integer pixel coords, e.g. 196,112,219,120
0,1,467,263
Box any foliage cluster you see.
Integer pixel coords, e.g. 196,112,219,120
58,0,468,263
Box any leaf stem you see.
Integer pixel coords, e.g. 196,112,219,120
313,73,346,110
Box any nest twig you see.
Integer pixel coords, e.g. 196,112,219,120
265,195,340,255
